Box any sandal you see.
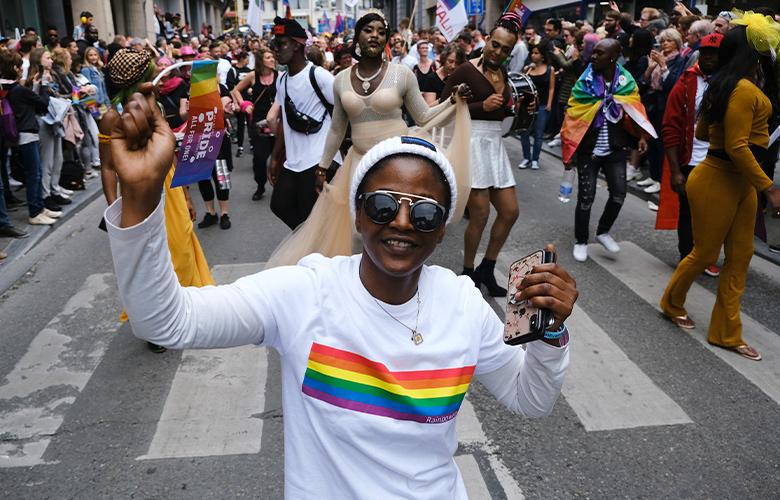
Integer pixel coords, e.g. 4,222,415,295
723,344,762,361
665,314,696,329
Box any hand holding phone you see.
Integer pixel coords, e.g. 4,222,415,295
504,250,557,345
503,245,579,345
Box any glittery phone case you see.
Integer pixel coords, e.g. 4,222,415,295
503,250,556,345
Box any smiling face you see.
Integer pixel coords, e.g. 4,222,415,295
358,20,387,59
483,27,516,69
262,50,276,70
356,156,448,279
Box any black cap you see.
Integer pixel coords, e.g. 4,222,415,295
273,17,307,39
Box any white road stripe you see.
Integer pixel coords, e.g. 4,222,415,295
0,274,119,467
562,306,692,431
457,398,487,445
138,263,269,460
138,346,269,459
589,241,780,404
455,454,492,500
749,253,780,288
458,397,525,497
494,252,692,431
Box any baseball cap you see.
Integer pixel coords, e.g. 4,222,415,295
700,33,724,50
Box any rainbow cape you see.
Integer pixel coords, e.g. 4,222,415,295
561,63,656,164
171,60,226,188
302,343,474,424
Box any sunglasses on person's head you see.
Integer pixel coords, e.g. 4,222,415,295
359,190,446,232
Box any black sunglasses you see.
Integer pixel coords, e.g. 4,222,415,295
359,190,446,232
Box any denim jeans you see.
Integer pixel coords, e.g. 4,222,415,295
574,150,627,244
0,164,10,227
520,105,549,162
17,141,45,218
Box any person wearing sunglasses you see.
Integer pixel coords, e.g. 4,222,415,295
103,83,579,498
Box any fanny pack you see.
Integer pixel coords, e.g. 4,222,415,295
283,66,333,135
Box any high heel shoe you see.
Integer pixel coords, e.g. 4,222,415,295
474,260,507,297
461,267,480,288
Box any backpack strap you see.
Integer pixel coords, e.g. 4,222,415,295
309,66,333,116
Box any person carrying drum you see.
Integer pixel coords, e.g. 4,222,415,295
442,12,529,297
560,39,655,263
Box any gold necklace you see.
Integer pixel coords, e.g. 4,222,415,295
372,291,424,345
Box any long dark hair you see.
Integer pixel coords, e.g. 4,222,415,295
629,29,653,60
701,26,777,123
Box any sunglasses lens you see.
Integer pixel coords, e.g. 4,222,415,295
364,192,398,224
411,202,444,232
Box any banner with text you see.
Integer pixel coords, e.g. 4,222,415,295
436,0,469,42
171,61,225,188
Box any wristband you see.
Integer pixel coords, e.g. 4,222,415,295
98,133,112,144
543,324,567,340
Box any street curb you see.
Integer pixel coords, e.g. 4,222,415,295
518,137,780,268
0,180,103,295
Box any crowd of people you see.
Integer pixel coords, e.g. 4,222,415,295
1,1,780,496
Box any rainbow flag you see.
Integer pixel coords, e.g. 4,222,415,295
302,343,474,424
561,63,656,165
504,0,532,27
171,60,225,187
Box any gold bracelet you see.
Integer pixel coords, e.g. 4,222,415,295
98,133,112,144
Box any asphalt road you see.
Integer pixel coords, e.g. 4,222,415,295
1,135,779,499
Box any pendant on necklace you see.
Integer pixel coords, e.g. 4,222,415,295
412,331,424,345
491,72,499,83
362,80,371,93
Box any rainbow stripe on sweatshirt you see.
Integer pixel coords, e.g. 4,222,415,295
302,343,474,424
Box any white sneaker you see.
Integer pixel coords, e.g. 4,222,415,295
573,244,588,262
648,201,659,212
518,159,531,169
59,187,75,196
596,233,620,253
643,181,661,194
9,177,23,187
547,138,561,147
636,177,655,187
29,213,57,225
43,208,62,219
531,161,540,170
626,164,640,181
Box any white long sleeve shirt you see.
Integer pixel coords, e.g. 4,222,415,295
106,197,569,499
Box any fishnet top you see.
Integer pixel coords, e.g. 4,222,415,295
319,62,453,167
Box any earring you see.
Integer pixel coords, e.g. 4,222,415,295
356,45,362,57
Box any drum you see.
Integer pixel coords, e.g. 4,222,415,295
501,72,538,137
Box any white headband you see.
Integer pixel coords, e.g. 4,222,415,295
348,136,458,225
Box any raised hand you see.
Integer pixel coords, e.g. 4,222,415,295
515,243,578,331
109,83,176,227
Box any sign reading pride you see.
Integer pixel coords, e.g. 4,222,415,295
171,60,225,188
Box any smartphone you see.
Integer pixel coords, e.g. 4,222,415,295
503,249,557,345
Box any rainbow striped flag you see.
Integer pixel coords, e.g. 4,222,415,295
561,63,656,165
302,343,474,424
172,60,226,187
504,0,532,27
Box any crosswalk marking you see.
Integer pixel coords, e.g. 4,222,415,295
0,273,120,467
455,455,493,500
494,252,692,431
138,346,269,459
138,263,268,460
589,241,780,405
457,398,525,498
562,306,692,431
